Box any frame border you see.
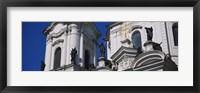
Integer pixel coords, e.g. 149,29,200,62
0,0,199,93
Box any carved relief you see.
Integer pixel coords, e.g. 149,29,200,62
46,28,67,42
52,39,64,46
118,56,133,70
44,22,66,36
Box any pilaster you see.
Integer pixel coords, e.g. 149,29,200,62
44,36,52,71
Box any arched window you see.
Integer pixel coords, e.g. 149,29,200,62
84,50,90,70
53,47,61,69
172,23,178,46
131,31,142,48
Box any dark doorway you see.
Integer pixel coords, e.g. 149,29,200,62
53,47,61,69
84,50,90,70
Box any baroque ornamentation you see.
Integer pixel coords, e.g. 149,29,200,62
46,28,67,42
122,57,129,69
129,25,143,33
119,56,133,70
52,39,64,46
68,24,78,32
44,22,66,36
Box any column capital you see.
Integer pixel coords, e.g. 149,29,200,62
68,24,79,33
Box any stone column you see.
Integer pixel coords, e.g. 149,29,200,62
69,23,80,64
77,32,80,65
50,44,55,70
66,30,69,65
44,36,52,71
67,27,71,64
93,42,97,66
79,30,84,67
61,25,68,66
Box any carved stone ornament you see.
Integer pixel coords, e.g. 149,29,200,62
68,24,78,32
44,22,66,36
70,47,77,64
145,27,153,41
46,27,68,42
52,39,64,46
122,56,130,69
130,25,143,32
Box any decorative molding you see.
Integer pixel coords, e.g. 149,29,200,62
131,50,165,69
50,64,74,71
107,22,123,29
52,39,64,46
68,24,78,32
120,39,131,44
46,28,67,42
44,22,66,36
122,56,130,69
133,60,164,71
111,46,137,60
110,28,120,34
129,25,143,32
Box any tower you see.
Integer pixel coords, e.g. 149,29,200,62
43,22,100,71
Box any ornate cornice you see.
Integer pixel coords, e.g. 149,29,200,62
120,39,131,44
43,22,66,36
46,27,67,42
129,25,143,32
68,24,78,29
52,39,64,46
111,46,137,62
50,64,74,71
106,22,123,29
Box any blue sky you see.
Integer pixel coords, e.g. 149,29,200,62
22,22,112,71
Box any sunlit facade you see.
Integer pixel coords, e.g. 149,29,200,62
105,22,178,71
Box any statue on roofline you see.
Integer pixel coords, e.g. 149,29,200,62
70,47,77,64
98,43,106,58
145,27,153,41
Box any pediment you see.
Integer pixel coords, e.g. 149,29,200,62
44,22,66,36
111,46,137,62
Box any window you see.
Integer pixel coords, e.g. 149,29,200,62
131,31,142,48
84,50,90,70
172,23,178,46
53,47,61,69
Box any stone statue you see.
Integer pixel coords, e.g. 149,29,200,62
152,42,163,51
70,47,77,64
40,61,45,71
145,27,153,41
99,43,106,57
111,61,118,71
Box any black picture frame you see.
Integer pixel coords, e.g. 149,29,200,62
0,0,199,93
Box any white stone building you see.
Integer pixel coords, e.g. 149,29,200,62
43,22,100,71
42,22,178,71
105,22,178,71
